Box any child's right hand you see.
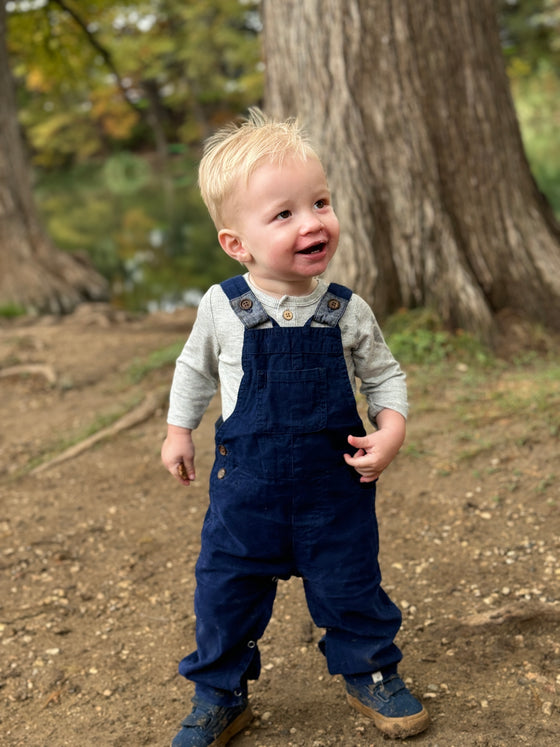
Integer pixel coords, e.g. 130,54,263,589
161,425,196,486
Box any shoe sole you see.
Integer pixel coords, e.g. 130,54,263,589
346,694,430,739
209,706,253,746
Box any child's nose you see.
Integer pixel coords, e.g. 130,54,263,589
300,211,323,234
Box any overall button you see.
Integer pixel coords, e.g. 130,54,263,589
327,298,341,310
282,309,294,321
218,444,228,456
247,640,256,648
217,468,226,479
239,298,253,310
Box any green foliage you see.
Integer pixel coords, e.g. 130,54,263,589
384,309,493,366
7,0,263,167
103,153,152,195
509,63,560,214
8,0,138,166
500,0,560,215
500,0,560,74
6,0,559,311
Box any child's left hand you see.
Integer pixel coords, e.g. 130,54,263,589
344,410,406,483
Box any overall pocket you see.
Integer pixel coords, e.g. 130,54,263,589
256,367,327,433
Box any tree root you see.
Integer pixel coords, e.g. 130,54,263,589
460,601,560,627
30,388,167,475
0,363,57,384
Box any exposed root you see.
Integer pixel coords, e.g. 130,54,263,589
0,363,57,384
30,388,167,475
460,601,560,627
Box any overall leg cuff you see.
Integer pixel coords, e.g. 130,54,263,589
194,683,247,708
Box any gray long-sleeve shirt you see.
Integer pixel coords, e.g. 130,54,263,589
167,274,407,431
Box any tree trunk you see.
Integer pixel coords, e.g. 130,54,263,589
0,3,108,315
262,0,560,342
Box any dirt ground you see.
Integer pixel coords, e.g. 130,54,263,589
1,303,559,747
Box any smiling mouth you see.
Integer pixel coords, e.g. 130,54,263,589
297,242,326,255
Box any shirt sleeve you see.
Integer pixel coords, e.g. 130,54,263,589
166,287,220,430
345,294,408,425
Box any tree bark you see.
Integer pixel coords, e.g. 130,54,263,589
262,0,560,342
0,3,108,315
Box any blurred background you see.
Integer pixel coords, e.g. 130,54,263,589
4,0,559,313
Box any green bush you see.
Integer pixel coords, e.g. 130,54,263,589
385,309,492,366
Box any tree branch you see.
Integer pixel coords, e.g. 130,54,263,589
47,0,143,118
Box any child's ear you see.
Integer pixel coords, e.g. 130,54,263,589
218,229,251,263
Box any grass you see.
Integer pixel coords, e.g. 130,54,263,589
456,440,495,462
536,474,556,493
0,304,27,319
385,308,494,367
20,337,185,474
126,341,184,383
393,310,559,437
388,310,559,504
19,340,183,476
24,395,144,474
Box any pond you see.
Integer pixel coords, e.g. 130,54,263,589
34,151,239,311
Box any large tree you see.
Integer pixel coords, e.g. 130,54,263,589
262,0,560,343
0,1,107,314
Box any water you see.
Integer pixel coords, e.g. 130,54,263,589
34,152,239,311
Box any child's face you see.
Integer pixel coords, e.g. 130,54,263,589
219,155,340,296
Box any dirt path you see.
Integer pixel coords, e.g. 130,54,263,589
1,306,558,746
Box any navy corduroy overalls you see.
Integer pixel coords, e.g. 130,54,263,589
179,276,402,706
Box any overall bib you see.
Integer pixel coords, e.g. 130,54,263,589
179,276,402,706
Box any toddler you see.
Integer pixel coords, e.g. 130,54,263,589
162,108,429,746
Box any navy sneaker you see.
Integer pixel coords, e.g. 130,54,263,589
171,698,253,747
345,671,429,739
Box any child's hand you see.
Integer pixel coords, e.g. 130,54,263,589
161,425,196,486
344,410,406,483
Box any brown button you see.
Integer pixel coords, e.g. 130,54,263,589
327,299,341,310
217,468,226,479
282,310,294,321
240,298,253,310
218,444,228,456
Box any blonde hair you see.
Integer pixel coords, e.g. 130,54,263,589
198,107,319,229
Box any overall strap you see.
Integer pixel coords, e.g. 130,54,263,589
312,282,353,327
221,275,270,329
